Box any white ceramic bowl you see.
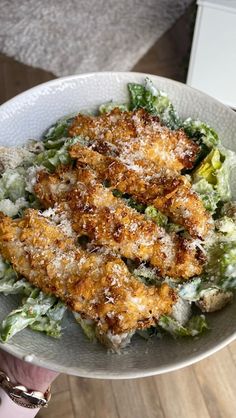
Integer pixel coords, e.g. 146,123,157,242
0,72,236,378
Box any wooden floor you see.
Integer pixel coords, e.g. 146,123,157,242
1,3,236,417
38,341,236,418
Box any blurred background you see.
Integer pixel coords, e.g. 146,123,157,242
1,0,235,108
1,0,236,417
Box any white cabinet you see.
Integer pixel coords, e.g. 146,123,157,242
187,0,236,108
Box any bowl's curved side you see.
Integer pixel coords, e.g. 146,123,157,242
0,72,236,378
1,72,235,147
0,310,236,379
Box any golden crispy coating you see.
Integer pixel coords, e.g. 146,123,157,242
35,168,78,208
69,109,200,171
69,144,213,239
35,167,204,279
0,210,176,337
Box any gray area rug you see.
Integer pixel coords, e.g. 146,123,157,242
0,0,192,76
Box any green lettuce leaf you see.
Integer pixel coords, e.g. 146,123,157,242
133,264,160,286
194,148,222,184
205,237,236,290
29,316,62,337
158,314,208,337
215,216,236,242
125,197,146,213
0,277,33,296
178,278,203,302
0,257,34,296
218,243,236,285
178,277,227,304
30,301,66,338
0,167,27,202
192,179,219,212
0,256,15,279
73,312,96,341
137,327,162,340
192,148,235,211
43,116,74,148
112,189,146,213
182,119,219,149
0,289,57,342
145,205,168,227
99,101,129,114
128,78,180,129
35,137,81,171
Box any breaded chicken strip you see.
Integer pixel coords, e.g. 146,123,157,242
35,167,204,279
69,144,213,239
69,109,200,171
0,210,176,346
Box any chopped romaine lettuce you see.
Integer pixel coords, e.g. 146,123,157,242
215,216,236,241
46,301,66,321
0,166,33,216
137,327,162,340
29,316,62,338
0,277,33,296
43,116,74,146
99,101,128,114
0,197,28,217
128,78,180,129
159,314,208,337
44,137,67,150
73,312,96,341
0,256,13,279
192,179,219,212
205,239,236,290
145,205,168,227
216,150,236,202
112,189,146,213
192,148,235,211
126,197,146,213
112,189,123,198
133,264,160,285
35,137,81,171
0,167,27,202
218,276,236,291
0,163,42,216
182,119,219,149
30,301,66,338
166,223,184,234
0,289,57,342
178,278,202,302
219,243,236,281
194,148,222,184
0,258,33,296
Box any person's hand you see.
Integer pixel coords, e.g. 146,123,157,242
0,349,59,416
0,349,58,392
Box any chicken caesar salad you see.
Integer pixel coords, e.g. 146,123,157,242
0,78,235,351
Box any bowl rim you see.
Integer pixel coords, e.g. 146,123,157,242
1,330,236,379
1,71,235,120
0,71,236,379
